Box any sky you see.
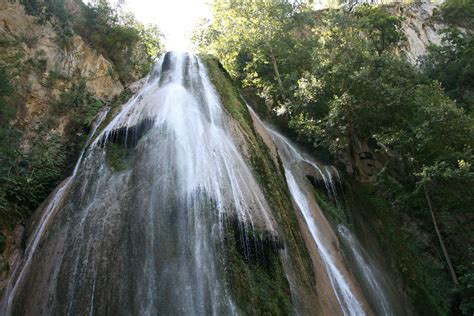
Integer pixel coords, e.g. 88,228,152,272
121,0,212,51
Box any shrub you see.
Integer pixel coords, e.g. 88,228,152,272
441,0,474,28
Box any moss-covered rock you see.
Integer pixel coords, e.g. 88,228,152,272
223,218,291,315
201,54,317,313
105,142,132,172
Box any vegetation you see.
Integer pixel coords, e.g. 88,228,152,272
22,0,164,83
441,0,474,29
0,69,98,227
75,0,164,83
0,68,16,223
224,218,291,315
196,1,474,313
422,28,474,112
105,142,133,172
53,80,105,126
0,0,163,227
22,0,74,48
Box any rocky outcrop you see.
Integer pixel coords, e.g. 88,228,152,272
388,3,467,65
0,3,123,129
394,3,446,64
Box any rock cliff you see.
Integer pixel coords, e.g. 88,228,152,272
0,1,123,133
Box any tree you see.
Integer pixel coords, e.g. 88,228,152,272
422,29,474,113
199,0,314,102
441,0,474,29
76,0,164,83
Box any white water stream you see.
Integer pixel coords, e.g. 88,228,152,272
1,51,400,315
248,105,398,315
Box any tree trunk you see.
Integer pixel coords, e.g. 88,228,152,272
269,47,284,91
423,183,459,285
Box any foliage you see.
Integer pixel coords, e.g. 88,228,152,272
441,0,474,29
0,68,16,194
26,50,48,76
347,182,448,314
458,247,474,314
22,0,164,82
353,5,404,55
0,74,104,228
194,0,317,103
0,118,69,227
76,0,164,83
422,29,474,112
22,0,74,48
53,80,105,127
289,9,473,313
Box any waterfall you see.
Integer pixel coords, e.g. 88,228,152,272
1,52,277,315
247,106,399,316
1,51,403,315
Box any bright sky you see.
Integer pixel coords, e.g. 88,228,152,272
121,0,212,51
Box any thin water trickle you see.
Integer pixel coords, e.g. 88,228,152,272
337,225,397,316
285,170,366,316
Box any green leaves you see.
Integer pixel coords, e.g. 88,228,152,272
353,4,404,55
0,132,68,224
441,0,474,29
422,29,474,112
196,0,315,102
76,0,164,83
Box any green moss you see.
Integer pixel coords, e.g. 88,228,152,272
199,55,257,143
105,142,132,172
223,218,291,315
312,188,348,224
201,54,317,311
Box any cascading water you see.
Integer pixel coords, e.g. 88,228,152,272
1,52,279,315
264,126,366,316
247,106,400,316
